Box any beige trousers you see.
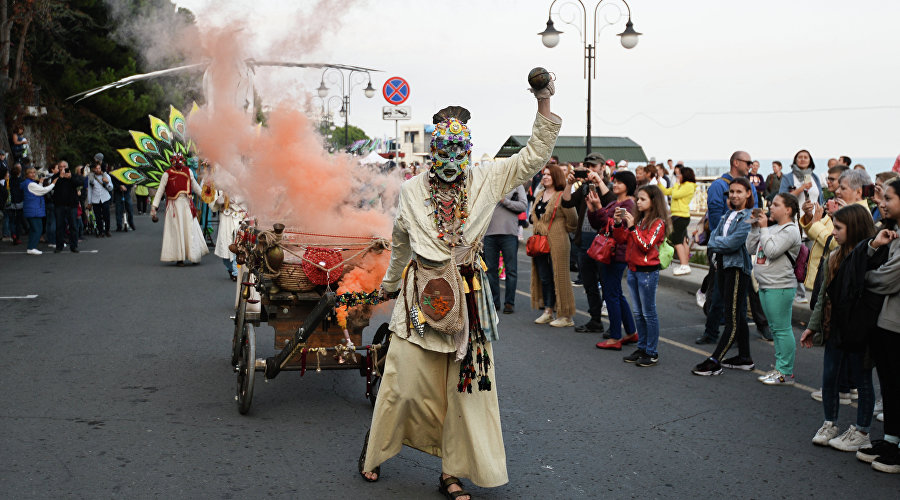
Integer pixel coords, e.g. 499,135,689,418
363,335,508,488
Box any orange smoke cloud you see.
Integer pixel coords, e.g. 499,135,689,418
185,24,402,312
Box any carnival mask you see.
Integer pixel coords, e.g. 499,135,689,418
430,117,472,183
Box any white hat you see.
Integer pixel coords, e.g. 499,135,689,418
649,156,656,162
617,160,627,167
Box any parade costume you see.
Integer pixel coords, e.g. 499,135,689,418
151,154,209,263
210,190,248,279
362,103,561,488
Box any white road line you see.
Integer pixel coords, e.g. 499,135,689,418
0,250,98,254
514,288,819,395
0,295,38,299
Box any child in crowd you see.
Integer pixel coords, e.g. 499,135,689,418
692,178,755,376
615,185,669,366
747,193,802,385
800,204,876,452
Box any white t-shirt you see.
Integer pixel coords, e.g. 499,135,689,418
722,210,740,237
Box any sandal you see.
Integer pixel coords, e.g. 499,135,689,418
358,430,380,482
439,475,472,500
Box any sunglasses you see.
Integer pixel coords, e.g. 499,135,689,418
739,159,754,166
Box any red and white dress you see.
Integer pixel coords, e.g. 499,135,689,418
151,167,209,263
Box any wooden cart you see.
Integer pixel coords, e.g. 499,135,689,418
230,222,390,415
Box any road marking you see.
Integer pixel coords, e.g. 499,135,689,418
515,288,820,395
0,250,98,254
0,295,38,299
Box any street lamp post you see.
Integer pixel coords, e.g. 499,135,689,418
538,0,641,156
317,68,376,149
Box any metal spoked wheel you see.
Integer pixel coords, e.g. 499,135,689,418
232,284,248,366
235,322,256,415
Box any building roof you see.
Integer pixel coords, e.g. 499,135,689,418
495,135,647,164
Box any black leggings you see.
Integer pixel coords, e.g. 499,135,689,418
871,327,900,437
711,267,751,361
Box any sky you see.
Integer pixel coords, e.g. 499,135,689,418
171,0,900,170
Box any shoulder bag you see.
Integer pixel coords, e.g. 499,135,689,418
526,194,560,257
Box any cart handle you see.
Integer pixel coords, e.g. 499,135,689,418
264,291,337,380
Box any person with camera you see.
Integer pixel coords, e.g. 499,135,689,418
85,155,113,237
51,161,81,253
588,170,639,350
484,184,527,314
562,152,616,333
20,166,58,255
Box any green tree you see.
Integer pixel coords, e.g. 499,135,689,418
328,124,369,150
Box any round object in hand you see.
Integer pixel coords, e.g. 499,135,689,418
152,214,159,223
528,67,552,90
301,247,344,285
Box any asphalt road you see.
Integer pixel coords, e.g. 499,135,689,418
1,216,896,499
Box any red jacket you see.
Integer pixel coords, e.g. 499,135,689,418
613,218,665,271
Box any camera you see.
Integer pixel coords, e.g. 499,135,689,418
862,184,876,198
573,169,589,179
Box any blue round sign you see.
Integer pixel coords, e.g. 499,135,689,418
382,77,410,105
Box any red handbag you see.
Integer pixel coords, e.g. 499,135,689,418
525,194,560,257
587,220,616,264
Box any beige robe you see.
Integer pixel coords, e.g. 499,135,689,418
364,112,562,488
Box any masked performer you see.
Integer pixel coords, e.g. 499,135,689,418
359,76,560,499
150,153,209,266
210,189,248,281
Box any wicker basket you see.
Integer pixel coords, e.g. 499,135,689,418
275,262,316,292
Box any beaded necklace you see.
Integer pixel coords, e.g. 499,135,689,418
428,175,469,247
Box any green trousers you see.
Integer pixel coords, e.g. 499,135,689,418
759,287,795,375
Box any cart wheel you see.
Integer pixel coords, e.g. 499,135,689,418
235,322,256,415
232,284,248,366
369,374,381,407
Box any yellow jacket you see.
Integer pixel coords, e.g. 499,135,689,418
799,199,868,289
659,182,696,218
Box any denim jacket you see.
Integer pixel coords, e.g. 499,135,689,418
707,208,752,275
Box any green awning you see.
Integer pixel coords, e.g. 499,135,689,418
495,135,647,164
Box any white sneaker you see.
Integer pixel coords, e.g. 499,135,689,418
549,317,575,327
534,312,554,324
762,371,794,385
673,264,692,276
601,304,609,317
874,399,883,414
794,295,809,304
877,413,884,422
828,425,872,452
810,389,851,404
758,370,779,381
695,289,706,308
812,421,840,446
850,388,858,400
26,248,42,255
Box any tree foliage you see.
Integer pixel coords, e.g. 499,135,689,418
3,0,201,164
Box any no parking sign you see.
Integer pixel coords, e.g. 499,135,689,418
382,77,410,105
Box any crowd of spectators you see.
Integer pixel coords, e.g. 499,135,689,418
1,149,149,255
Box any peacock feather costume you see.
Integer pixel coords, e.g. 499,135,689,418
110,104,201,188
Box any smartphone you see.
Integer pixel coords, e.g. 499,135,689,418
862,184,876,198
616,207,627,217
573,169,589,179
751,208,762,218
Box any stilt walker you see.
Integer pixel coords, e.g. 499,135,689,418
359,69,561,499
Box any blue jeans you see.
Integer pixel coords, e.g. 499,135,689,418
534,253,555,309
576,231,603,323
822,333,875,431
627,269,660,356
45,202,56,245
600,261,635,340
115,192,134,229
26,217,42,250
484,234,519,309
223,257,237,277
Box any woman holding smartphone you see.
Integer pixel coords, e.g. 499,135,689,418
746,193,802,385
587,171,638,350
